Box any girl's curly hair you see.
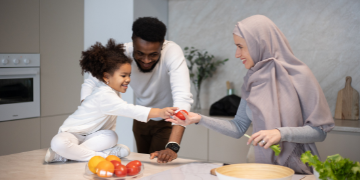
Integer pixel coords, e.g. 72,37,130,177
80,39,132,82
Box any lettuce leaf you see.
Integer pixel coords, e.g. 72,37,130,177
301,151,360,180
270,144,281,156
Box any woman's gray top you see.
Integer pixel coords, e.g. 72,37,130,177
198,99,326,143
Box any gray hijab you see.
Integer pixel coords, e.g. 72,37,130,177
233,15,334,171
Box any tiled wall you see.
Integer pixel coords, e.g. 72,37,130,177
168,0,360,116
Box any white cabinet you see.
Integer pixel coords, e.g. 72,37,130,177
0,0,40,53
0,0,84,155
178,124,208,161
0,118,41,156
209,126,253,164
316,130,360,162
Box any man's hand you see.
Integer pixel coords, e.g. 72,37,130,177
150,148,177,163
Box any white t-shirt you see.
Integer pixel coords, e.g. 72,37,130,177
59,82,151,135
81,40,193,120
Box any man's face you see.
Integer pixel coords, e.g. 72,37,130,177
132,36,163,73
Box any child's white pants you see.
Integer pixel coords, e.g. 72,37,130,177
51,130,118,161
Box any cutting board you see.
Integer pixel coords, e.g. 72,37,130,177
334,76,359,120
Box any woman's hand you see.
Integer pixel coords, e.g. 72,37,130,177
165,111,201,126
247,129,281,149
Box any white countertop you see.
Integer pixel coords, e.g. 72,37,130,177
0,149,316,180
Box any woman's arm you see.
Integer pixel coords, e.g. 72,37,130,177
277,126,327,143
166,99,252,139
198,99,251,139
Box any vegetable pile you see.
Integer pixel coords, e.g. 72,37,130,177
301,151,360,180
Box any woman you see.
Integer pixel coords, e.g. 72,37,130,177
166,15,335,174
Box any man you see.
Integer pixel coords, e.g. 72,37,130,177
81,17,193,163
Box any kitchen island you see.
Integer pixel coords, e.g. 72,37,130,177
0,149,315,180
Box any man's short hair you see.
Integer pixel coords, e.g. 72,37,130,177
132,17,166,43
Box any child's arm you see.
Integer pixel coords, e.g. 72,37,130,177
99,91,178,122
148,107,178,119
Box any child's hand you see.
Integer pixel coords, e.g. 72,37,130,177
159,107,178,119
165,111,201,126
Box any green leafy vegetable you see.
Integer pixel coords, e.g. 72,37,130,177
244,134,281,156
301,151,360,180
270,144,281,156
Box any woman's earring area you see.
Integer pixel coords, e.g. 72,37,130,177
106,81,109,85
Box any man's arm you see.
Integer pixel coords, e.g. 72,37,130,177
150,125,185,163
150,43,193,163
164,42,193,111
169,124,184,144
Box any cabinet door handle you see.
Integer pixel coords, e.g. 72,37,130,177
0,70,39,76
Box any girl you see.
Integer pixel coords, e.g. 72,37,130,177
166,15,335,174
45,39,177,163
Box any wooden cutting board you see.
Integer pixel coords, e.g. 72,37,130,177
334,76,359,120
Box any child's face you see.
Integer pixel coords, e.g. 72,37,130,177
104,63,131,93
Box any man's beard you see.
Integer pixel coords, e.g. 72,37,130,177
132,54,161,73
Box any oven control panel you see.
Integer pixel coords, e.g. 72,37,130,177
0,54,40,67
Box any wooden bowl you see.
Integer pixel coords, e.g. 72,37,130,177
215,163,294,180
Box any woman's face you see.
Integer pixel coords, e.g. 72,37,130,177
233,34,254,69
103,63,131,93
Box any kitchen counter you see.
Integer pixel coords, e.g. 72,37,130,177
194,109,360,133
0,149,316,180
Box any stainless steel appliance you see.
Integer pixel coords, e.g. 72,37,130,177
0,54,40,121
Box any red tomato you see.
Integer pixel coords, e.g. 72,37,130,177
126,163,140,176
110,160,122,169
114,164,127,177
127,160,142,167
175,110,188,120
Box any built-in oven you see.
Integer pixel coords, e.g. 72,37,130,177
0,54,40,121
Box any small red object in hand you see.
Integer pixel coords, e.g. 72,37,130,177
175,110,188,120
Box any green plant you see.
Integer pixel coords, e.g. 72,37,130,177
301,151,360,180
184,47,228,109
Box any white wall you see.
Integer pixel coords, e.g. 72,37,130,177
84,0,135,151
134,0,168,39
168,0,360,115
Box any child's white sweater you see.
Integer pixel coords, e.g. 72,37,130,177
59,82,151,135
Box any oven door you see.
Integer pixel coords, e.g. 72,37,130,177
0,68,40,121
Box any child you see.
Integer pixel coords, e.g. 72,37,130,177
45,39,177,163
